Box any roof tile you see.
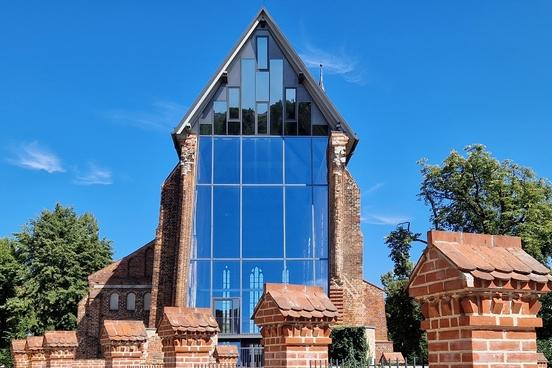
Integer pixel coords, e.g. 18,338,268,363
44,331,78,347
162,307,219,334
102,320,147,341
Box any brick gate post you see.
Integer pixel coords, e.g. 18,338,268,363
43,331,78,368
100,320,147,368
409,231,551,368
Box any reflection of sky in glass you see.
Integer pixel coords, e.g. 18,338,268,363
190,136,328,335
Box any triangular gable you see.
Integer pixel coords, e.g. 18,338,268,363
172,8,358,156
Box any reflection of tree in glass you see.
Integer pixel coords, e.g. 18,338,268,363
270,100,282,135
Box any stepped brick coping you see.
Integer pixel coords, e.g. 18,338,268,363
253,283,339,321
11,339,27,353
43,331,78,347
161,306,219,333
102,320,147,341
26,336,44,350
379,352,405,364
409,230,552,298
214,344,238,357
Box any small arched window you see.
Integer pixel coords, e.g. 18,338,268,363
109,293,119,311
144,292,151,311
126,293,136,311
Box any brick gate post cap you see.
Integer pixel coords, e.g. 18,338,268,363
214,344,238,359
409,230,552,299
253,283,338,324
11,339,27,353
25,336,44,351
43,331,78,348
101,320,148,342
159,306,219,335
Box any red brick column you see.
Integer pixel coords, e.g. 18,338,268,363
43,331,78,368
26,336,46,368
11,339,29,368
157,307,219,367
100,320,147,368
214,345,239,365
409,231,552,368
253,284,338,368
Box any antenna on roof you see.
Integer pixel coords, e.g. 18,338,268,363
318,64,325,92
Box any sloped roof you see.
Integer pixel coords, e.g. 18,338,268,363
102,320,147,341
43,331,78,347
172,8,358,157
162,307,219,333
214,344,239,357
11,339,26,353
26,336,44,350
254,283,338,319
380,352,405,363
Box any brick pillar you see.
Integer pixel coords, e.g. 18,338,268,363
26,336,46,368
100,320,147,368
409,230,552,368
253,284,338,368
157,306,219,368
11,339,29,368
43,331,78,368
214,345,239,365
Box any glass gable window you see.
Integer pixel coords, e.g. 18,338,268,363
256,103,268,135
191,116,328,337
214,101,227,135
256,36,268,70
241,59,256,135
228,87,240,135
269,60,283,135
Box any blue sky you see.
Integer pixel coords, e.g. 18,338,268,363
1,1,552,286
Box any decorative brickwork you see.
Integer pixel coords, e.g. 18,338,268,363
26,336,46,368
11,339,29,368
157,306,219,367
100,320,147,367
214,345,239,365
253,284,338,368
409,230,551,368
43,331,78,367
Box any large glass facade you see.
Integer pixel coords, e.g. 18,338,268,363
189,136,328,336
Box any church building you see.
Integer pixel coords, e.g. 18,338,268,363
76,8,392,362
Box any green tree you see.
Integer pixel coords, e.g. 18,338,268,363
383,145,552,360
329,327,370,364
1,204,112,360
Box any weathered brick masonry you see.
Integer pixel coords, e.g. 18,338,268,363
409,230,551,368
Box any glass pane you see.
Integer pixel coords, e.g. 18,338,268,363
188,260,211,308
214,298,240,334
214,101,227,135
228,121,240,135
214,138,240,184
286,260,315,285
285,187,313,258
285,138,312,184
313,186,328,258
242,138,282,184
257,36,268,70
257,103,268,135
256,72,269,102
197,137,212,184
200,124,212,135
269,60,283,135
242,187,283,258
213,261,240,291
315,259,328,293
298,102,311,136
242,261,285,287
213,187,240,258
242,59,255,135
312,138,328,184
242,290,262,334
285,121,297,135
285,88,296,120
228,87,240,121
312,124,329,136
193,186,211,258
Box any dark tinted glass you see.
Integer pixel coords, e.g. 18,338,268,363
284,121,297,135
200,124,212,135
241,60,255,135
312,124,329,136
214,138,240,184
197,137,212,184
269,60,283,135
242,138,283,184
256,36,268,69
228,88,240,121
214,101,227,135
242,187,283,258
213,187,240,258
298,102,311,136
257,103,268,134
194,186,211,258
285,187,313,258
285,88,296,120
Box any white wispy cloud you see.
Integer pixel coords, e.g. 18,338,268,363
363,182,384,196
7,142,64,173
103,100,185,131
299,43,367,86
361,213,410,226
73,163,113,185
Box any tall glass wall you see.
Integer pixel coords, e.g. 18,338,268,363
189,136,328,335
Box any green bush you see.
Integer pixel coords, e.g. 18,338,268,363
329,326,370,364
